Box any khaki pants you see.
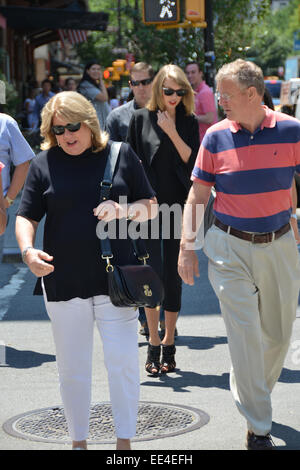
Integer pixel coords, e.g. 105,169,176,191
204,225,300,435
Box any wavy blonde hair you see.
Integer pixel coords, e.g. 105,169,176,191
146,64,194,115
40,91,109,152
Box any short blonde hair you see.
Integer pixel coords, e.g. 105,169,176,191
216,59,265,97
147,64,194,115
40,91,109,152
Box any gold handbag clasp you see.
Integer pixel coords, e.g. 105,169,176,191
101,254,114,272
138,253,149,265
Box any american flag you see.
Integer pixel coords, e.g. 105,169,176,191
58,29,88,48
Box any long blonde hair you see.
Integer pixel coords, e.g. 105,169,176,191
40,91,109,151
146,64,194,115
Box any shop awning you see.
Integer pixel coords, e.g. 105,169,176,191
0,5,108,31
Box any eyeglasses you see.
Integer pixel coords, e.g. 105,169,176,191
51,122,81,135
162,87,187,97
216,89,248,102
130,78,153,87
216,92,234,102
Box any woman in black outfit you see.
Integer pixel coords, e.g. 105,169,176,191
127,64,200,375
15,91,157,450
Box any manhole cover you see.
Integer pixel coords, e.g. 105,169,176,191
3,401,209,444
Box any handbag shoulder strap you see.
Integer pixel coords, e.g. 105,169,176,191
99,141,149,263
100,141,122,202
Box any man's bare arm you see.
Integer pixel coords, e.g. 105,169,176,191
5,161,30,208
178,182,212,285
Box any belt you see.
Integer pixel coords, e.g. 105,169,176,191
214,218,291,244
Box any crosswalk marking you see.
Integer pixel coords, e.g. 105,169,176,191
0,267,28,321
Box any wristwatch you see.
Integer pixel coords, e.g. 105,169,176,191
5,195,14,206
291,214,297,220
22,246,34,263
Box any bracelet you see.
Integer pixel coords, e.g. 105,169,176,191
291,214,297,220
126,204,135,220
5,195,14,206
22,246,34,263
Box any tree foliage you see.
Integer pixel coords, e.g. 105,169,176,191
245,0,299,76
76,0,298,76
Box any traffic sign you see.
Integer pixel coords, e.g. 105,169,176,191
142,0,180,25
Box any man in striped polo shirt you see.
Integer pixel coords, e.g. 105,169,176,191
178,59,300,450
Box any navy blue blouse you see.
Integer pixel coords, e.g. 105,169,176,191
17,142,155,301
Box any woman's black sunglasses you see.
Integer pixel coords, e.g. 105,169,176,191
162,87,187,97
52,122,81,135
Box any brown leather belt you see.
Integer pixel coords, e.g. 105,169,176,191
214,218,291,244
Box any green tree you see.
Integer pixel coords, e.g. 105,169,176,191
76,0,279,74
245,0,299,76
213,0,270,68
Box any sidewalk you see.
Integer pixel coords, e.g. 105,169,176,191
0,203,299,451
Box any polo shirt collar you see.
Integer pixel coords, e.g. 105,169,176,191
229,105,277,133
195,81,205,93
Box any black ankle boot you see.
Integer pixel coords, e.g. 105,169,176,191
145,344,161,376
161,344,176,373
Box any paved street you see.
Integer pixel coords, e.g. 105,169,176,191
0,202,299,451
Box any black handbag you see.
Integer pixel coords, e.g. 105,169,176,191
98,142,164,310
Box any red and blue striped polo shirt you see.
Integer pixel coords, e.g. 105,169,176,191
191,106,300,233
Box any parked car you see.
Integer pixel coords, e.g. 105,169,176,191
264,78,282,110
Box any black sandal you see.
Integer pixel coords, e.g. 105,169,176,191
145,344,161,376
160,344,176,373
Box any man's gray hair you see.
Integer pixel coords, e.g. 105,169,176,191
216,59,265,97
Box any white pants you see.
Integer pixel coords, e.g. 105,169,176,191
42,285,140,442
204,225,300,436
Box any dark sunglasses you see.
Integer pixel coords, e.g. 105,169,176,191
130,77,153,87
51,122,81,135
162,87,187,97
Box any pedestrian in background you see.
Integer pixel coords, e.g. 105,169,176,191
77,60,110,130
107,85,119,111
179,59,300,450
0,112,35,261
64,77,77,91
128,64,199,376
23,88,38,130
15,91,157,450
185,61,218,143
33,78,55,128
0,113,35,211
106,62,155,142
